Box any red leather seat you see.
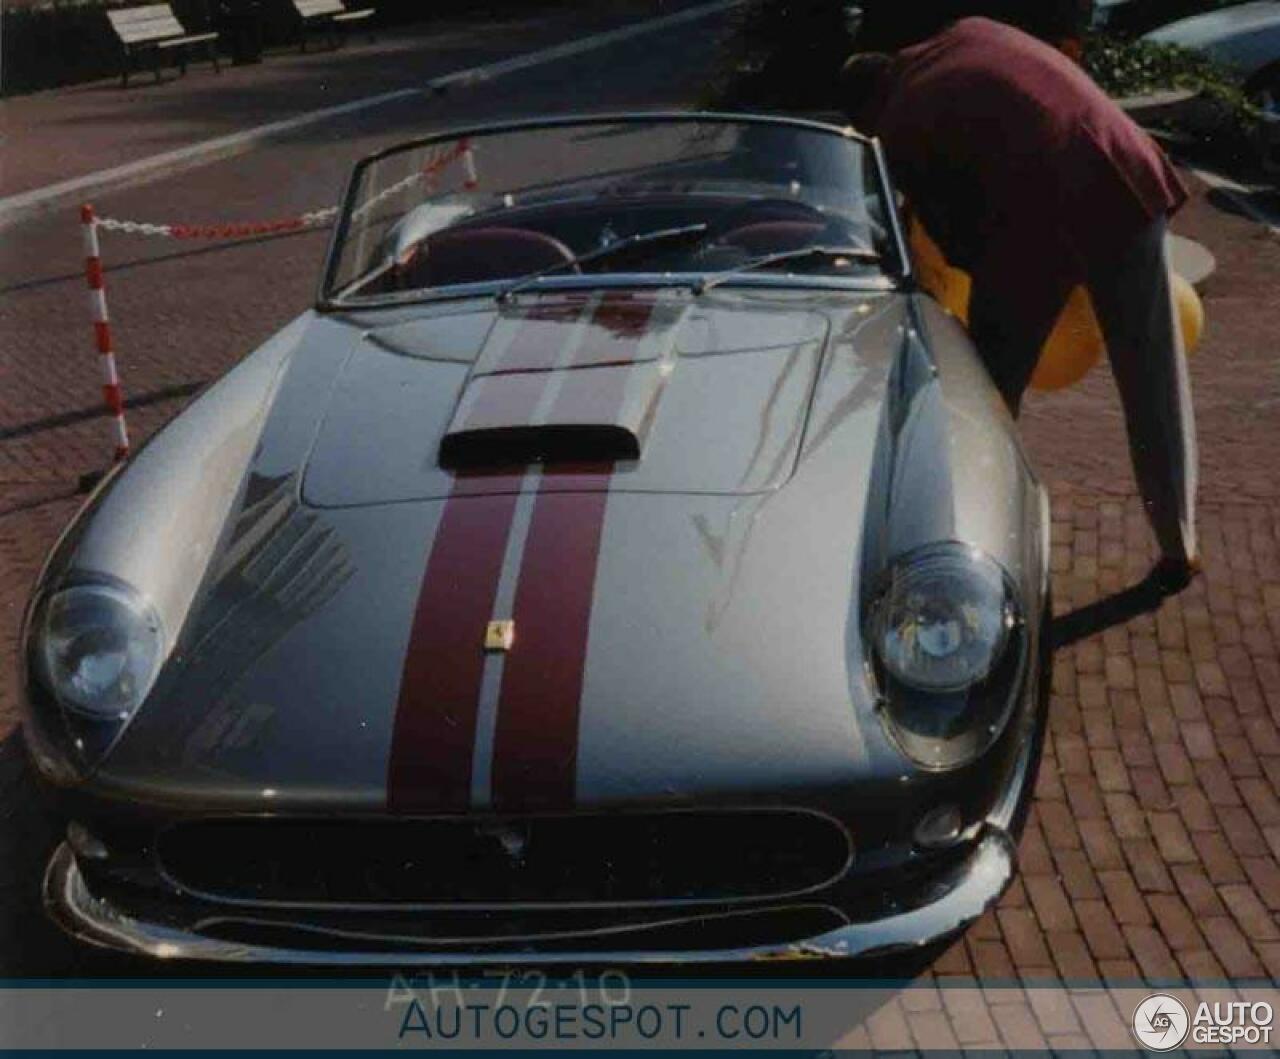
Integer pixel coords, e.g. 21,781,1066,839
398,227,579,288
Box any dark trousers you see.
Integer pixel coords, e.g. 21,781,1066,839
968,216,1198,563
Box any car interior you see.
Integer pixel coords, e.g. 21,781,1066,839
376,194,880,293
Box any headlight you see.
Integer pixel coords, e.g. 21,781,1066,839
871,544,1012,692
37,581,164,721
866,543,1025,771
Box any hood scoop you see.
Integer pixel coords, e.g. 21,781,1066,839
440,423,641,469
439,357,666,470
302,294,839,507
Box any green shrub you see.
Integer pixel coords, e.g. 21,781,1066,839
1087,30,1230,95
1085,31,1263,154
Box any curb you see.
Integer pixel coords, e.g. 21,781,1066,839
1190,165,1280,237
1115,87,1199,126
0,0,740,232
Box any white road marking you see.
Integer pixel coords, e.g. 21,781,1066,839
1190,166,1280,236
0,0,741,229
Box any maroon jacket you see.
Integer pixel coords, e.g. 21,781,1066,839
877,17,1187,278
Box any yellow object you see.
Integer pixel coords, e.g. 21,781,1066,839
484,619,515,652
1031,286,1104,391
1171,271,1204,354
909,218,971,324
907,217,1203,393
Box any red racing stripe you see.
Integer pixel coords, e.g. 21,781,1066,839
461,294,596,431
460,371,549,434
489,481,610,809
490,294,658,810
493,294,592,373
387,488,520,812
386,300,596,811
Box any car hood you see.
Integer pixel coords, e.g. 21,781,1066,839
302,291,831,504
95,290,928,814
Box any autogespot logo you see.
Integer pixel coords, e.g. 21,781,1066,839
1133,994,1190,1051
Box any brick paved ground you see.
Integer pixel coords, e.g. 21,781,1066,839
923,187,1280,995
2,6,1280,1000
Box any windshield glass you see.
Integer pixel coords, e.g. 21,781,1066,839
323,115,899,303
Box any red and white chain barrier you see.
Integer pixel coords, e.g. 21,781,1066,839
81,204,130,463
90,138,477,239
350,138,476,220
94,207,339,241
79,139,478,463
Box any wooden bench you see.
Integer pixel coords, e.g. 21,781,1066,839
107,4,220,87
291,0,375,52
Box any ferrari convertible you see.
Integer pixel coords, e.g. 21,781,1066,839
24,113,1051,965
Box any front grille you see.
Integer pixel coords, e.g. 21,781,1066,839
196,905,849,953
156,810,852,907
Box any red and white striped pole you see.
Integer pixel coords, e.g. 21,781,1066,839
461,138,479,191
81,203,130,462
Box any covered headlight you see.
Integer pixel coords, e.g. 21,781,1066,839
37,581,165,721
872,544,1011,692
866,543,1025,771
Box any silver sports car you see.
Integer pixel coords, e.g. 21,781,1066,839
23,113,1051,966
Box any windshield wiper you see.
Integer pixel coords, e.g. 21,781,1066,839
496,223,709,302
692,244,880,296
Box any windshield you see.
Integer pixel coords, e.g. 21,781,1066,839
323,115,902,304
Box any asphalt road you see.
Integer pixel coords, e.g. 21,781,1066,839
3,2,1280,1026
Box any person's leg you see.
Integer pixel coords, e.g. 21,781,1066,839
1085,215,1199,567
967,253,1075,416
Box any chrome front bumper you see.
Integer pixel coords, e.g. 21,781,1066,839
44,636,1045,967
43,829,1016,966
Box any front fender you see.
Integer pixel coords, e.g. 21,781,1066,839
20,314,312,785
